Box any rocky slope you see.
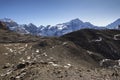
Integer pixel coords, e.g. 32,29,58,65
0,22,120,80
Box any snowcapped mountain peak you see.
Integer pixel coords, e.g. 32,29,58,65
116,18,120,21
84,22,95,27
0,18,15,23
84,22,92,25
46,25,52,29
69,18,83,24
55,24,67,30
106,18,120,29
38,25,45,30
70,18,81,22
112,18,120,24
28,23,36,27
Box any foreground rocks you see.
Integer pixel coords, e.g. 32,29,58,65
0,42,120,80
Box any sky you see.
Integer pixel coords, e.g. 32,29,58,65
0,0,120,26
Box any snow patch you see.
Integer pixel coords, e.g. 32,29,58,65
62,42,68,45
92,37,102,42
113,34,120,40
48,62,60,67
87,50,93,55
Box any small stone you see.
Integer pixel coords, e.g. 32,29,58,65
16,63,26,69
6,70,12,75
42,52,47,56
112,72,119,76
20,58,25,62
16,76,20,79
87,69,90,72
9,49,13,52
67,64,71,66
2,65,9,69
0,74,6,77
64,64,72,69
40,61,48,65
10,77,16,80
36,49,39,53
48,62,60,67
22,59,25,62
25,44,28,47
27,56,31,60
4,53,8,55
2,63,11,69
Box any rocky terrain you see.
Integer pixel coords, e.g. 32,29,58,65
0,21,120,80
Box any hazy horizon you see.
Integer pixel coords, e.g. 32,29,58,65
0,0,120,26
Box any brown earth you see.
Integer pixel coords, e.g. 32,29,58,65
0,23,120,80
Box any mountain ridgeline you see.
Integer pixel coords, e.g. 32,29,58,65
0,18,120,36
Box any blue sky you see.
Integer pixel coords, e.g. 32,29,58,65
0,0,120,26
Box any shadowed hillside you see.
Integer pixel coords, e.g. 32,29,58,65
62,29,120,60
0,21,8,30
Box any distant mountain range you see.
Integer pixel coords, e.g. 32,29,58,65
0,18,120,36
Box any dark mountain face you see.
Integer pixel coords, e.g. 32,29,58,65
23,23,38,35
0,21,8,30
62,29,120,60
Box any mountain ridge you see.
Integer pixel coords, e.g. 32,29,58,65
0,18,120,36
